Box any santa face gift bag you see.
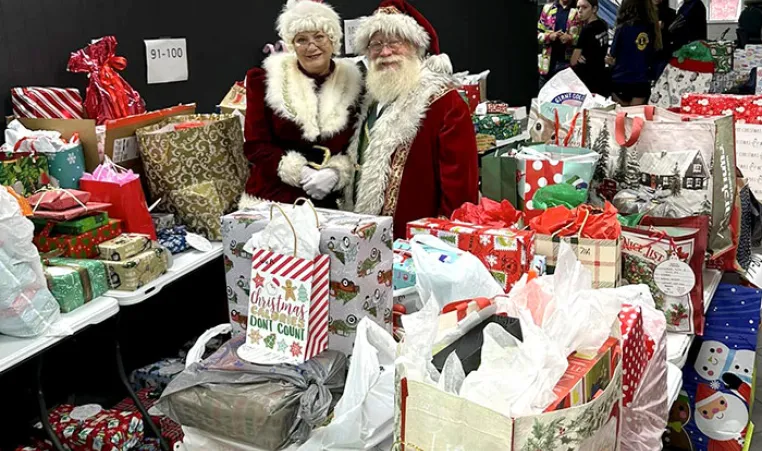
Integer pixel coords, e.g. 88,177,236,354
671,284,762,451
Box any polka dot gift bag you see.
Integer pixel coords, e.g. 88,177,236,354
515,144,600,220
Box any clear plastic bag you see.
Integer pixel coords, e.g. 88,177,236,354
0,188,60,337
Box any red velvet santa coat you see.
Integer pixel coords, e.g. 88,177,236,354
343,68,479,238
244,52,362,207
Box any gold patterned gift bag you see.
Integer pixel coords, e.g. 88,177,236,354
136,114,248,237
168,181,227,240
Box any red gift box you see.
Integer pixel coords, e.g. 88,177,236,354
34,219,122,258
406,218,534,292
31,404,144,451
681,93,762,124
460,84,481,114
113,388,184,447
619,304,656,407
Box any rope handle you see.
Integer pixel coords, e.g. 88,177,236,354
293,197,320,227
269,203,299,257
306,146,332,170
31,187,88,214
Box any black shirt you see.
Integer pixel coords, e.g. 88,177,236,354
738,4,762,46
551,2,574,66
574,19,609,94
611,23,655,84
673,0,707,49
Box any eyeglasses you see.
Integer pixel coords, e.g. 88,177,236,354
368,40,404,54
294,34,329,49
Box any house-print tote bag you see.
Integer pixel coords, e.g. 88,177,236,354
586,105,736,257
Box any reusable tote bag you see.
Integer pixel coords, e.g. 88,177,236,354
237,204,330,365
586,105,736,257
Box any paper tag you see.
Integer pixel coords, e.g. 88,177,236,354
144,38,189,84
343,18,363,55
112,136,139,163
186,232,213,252
734,124,762,200
70,404,103,421
654,259,695,297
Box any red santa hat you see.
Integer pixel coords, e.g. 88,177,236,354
696,384,724,408
277,0,343,55
354,0,453,73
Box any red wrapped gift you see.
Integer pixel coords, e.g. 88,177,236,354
681,93,762,124
12,87,84,120
406,218,535,291
43,404,143,451
113,388,184,447
27,189,91,211
31,202,111,221
67,36,146,125
34,219,122,258
618,305,656,407
459,84,481,114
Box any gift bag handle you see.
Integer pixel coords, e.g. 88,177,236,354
293,197,320,227
269,203,299,257
12,136,39,158
554,109,588,147
615,112,645,148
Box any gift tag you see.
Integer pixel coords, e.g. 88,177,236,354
186,232,213,252
70,404,103,421
654,258,695,297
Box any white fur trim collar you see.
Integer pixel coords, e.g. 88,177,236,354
344,69,456,215
263,53,363,142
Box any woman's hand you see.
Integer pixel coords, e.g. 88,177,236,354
548,31,560,42
578,55,587,64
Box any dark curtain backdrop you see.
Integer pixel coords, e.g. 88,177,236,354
0,0,536,122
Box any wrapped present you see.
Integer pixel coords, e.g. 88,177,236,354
475,133,496,152
472,114,523,141
102,246,169,291
456,70,489,113
706,41,734,73
393,240,416,290
475,102,525,117
167,180,227,240
151,212,175,231
622,225,706,334
157,225,189,254
129,358,185,392
406,218,534,292
710,71,745,94
42,404,144,451
113,388,184,447
32,212,109,235
546,337,619,412
27,189,90,212
219,81,246,115
222,205,393,356
31,202,111,221
34,219,122,259
681,93,762,124
481,146,519,207
67,36,146,125
618,305,655,407
97,233,152,261
11,87,84,119
43,257,108,313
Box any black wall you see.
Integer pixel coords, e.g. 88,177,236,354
0,0,537,118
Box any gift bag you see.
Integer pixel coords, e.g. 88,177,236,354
707,41,735,73
0,150,50,196
481,147,519,208
67,36,146,125
136,114,248,238
237,204,330,365
650,63,713,108
79,158,156,239
586,105,736,257
219,81,246,115
46,143,85,189
621,225,706,334
671,284,762,451
515,144,600,216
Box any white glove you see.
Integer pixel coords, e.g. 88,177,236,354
303,168,339,200
300,166,317,185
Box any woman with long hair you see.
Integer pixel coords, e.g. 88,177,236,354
606,0,663,105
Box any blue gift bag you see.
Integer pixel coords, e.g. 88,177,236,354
667,284,762,451
47,143,85,189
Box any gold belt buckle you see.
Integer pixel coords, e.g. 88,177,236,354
307,146,331,170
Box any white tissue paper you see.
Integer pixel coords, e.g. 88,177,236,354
4,119,77,153
243,202,322,260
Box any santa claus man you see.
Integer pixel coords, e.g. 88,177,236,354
343,0,479,238
694,383,750,451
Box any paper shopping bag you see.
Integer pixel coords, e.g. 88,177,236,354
79,176,156,239
481,147,519,207
238,249,331,365
534,234,621,288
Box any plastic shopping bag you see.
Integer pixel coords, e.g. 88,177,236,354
409,235,504,310
299,318,396,450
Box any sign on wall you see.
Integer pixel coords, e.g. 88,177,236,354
144,38,188,84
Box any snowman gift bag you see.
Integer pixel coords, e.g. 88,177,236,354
667,284,762,451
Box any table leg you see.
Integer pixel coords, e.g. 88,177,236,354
114,325,170,451
35,356,65,451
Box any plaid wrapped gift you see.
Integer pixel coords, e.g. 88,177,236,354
534,234,622,288
706,41,734,73
406,218,534,292
157,225,189,254
618,305,655,407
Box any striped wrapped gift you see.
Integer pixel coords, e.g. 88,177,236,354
11,87,84,119
534,234,622,288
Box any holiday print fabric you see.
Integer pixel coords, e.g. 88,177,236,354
0,152,50,196
619,305,655,407
681,94,762,125
34,219,122,259
650,64,713,109
36,404,143,451
671,284,762,451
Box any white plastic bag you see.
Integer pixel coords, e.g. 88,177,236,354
299,318,396,451
0,188,60,337
410,235,503,310
244,202,322,260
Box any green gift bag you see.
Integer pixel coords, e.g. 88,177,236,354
481,146,518,207
47,144,85,189
0,151,50,196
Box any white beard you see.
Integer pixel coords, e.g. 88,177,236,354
695,395,749,441
366,55,422,105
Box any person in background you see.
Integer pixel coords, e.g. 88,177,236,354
670,0,707,49
571,0,609,95
737,0,762,47
538,0,582,88
347,0,479,238
653,0,677,77
243,0,362,207
606,0,662,105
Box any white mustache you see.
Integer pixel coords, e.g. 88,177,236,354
373,56,404,66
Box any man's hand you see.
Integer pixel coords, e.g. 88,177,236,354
559,33,572,44
303,168,339,200
578,55,587,64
